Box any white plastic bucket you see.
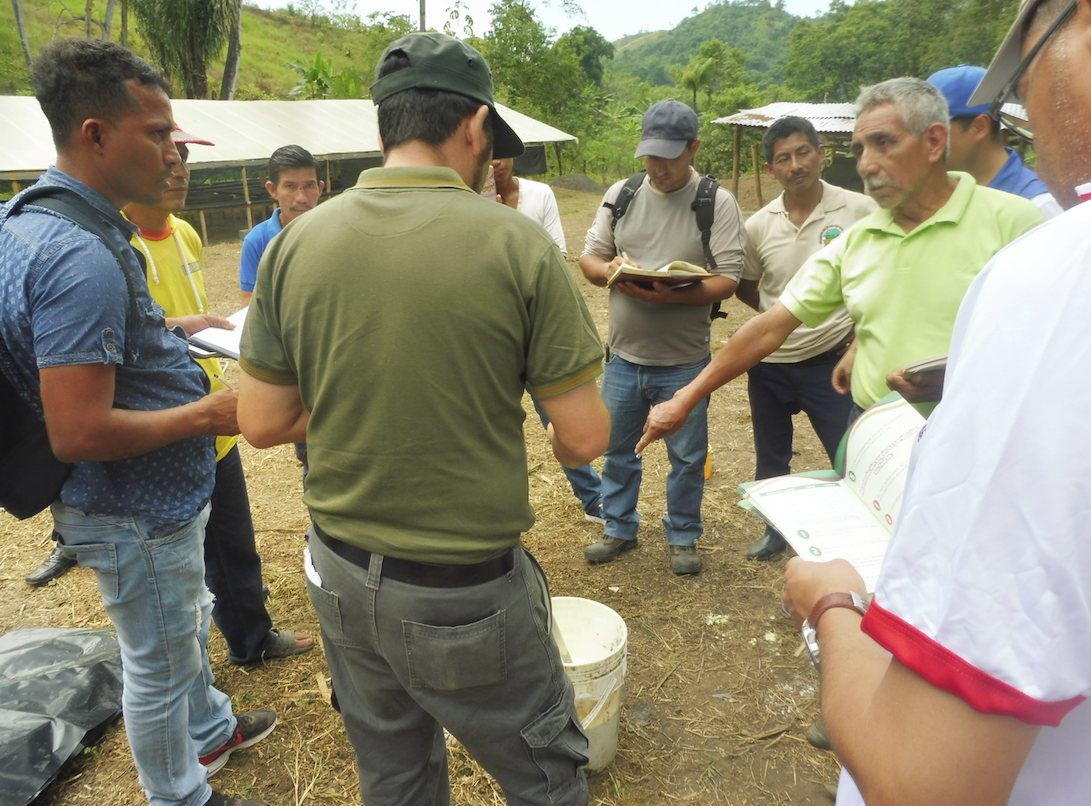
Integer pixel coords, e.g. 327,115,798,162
551,596,628,773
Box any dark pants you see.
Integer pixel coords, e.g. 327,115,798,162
747,351,853,540
204,445,274,664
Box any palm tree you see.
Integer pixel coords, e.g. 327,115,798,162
128,0,236,98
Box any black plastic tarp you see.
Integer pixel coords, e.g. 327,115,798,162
0,628,123,806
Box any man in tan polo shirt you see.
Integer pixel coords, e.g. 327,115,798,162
739,116,875,561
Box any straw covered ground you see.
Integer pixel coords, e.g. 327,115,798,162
0,178,841,805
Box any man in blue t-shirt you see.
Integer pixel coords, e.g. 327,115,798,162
0,39,274,806
928,64,1062,218
238,145,323,304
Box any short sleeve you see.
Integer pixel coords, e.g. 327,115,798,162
861,213,1091,725
581,181,624,261
741,217,764,282
31,237,128,369
238,243,296,386
779,234,850,328
537,189,567,255
708,188,745,281
239,231,261,293
525,246,603,399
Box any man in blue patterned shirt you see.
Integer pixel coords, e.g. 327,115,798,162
0,39,273,806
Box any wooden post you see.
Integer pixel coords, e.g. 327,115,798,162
751,143,763,208
198,210,209,247
325,157,332,196
240,164,254,230
11,180,21,195
732,124,742,199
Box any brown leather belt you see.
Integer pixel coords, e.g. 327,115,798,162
314,525,514,588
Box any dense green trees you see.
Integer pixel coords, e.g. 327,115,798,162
786,0,1021,101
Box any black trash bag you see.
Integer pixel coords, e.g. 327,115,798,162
0,628,123,806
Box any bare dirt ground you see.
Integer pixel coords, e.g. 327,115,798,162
0,178,842,806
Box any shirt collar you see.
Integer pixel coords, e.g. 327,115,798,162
865,172,976,236
41,166,137,237
354,165,472,192
769,180,847,218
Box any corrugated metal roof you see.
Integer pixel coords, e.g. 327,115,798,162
0,96,576,179
713,102,857,133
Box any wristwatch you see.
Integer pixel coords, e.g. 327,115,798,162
801,591,869,668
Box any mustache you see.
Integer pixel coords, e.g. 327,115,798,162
863,179,896,193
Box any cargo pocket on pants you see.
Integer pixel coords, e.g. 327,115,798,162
403,610,506,690
521,692,590,802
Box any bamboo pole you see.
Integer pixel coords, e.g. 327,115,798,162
752,143,764,208
241,164,254,230
732,125,742,199
198,210,209,247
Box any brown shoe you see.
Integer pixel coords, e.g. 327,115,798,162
669,545,702,575
584,536,638,564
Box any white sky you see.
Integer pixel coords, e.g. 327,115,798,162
257,0,838,43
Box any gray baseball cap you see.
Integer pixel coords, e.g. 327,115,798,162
634,100,699,159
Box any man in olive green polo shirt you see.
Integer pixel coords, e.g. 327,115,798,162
235,32,609,806
637,77,1043,453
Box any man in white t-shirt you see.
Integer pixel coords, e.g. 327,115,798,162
782,1,1091,803
490,157,605,524
739,116,875,562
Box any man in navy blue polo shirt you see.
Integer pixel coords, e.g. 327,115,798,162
928,64,1062,217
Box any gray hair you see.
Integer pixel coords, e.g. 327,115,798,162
855,77,950,137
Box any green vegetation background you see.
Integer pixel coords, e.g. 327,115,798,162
1,0,1020,183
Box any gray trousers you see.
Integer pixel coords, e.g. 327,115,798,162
306,536,590,806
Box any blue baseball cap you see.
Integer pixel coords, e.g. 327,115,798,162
927,65,990,119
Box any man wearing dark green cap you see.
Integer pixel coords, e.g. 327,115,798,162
236,31,608,806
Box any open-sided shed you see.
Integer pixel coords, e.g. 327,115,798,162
712,102,859,206
0,96,575,242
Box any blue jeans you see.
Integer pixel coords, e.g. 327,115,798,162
530,392,602,515
600,354,710,546
52,502,236,806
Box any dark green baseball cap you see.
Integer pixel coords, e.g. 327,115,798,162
370,32,524,159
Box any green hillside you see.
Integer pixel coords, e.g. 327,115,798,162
0,1,411,97
612,0,801,87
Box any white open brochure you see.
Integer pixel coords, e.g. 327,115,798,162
738,393,925,591
188,306,248,360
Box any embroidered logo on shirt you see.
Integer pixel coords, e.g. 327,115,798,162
820,225,844,246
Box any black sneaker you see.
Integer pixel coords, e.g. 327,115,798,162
200,709,277,776
205,790,268,806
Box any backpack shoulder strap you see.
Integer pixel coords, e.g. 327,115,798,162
12,186,143,353
691,174,719,270
604,171,647,233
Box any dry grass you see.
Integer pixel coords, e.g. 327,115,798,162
0,181,840,805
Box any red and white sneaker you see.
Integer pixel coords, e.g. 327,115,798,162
200,709,277,776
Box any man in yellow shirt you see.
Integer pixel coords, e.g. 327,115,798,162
27,128,314,665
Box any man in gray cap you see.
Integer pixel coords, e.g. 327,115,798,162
236,31,608,806
776,3,1091,805
579,99,744,575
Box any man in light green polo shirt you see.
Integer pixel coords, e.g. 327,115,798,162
636,77,1043,453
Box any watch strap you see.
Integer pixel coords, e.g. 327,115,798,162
808,591,868,637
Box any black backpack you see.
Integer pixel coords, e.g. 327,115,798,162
0,185,142,520
603,170,726,320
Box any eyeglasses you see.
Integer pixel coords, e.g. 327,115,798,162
988,0,1078,142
